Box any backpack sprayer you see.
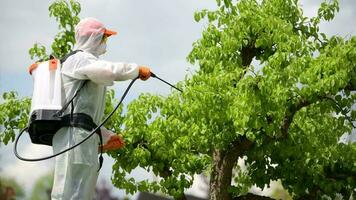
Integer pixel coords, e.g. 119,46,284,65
13,52,182,166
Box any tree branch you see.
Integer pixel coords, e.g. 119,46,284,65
345,82,355,92
326,173,356,180
278,88,355,139
323,96,356,128
229,136,255,160
295,187,321,200
280,98,311,138
325,166,356,180
240,44,260,67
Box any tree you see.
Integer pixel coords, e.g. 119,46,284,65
107,0,356,199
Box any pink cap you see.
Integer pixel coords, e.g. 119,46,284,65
76,18,117,37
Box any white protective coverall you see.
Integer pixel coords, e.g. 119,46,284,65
51,17,139,200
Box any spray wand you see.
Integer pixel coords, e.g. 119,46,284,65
151,72,183,93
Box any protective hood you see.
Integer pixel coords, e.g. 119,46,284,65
73,17,116,57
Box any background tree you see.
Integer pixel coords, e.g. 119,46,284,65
29,172,53,200
29,0,80,61
107,0,356,199
0,0,80,145
0,176,25,199
95,180,123,200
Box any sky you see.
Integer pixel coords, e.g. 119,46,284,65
0,0,355,199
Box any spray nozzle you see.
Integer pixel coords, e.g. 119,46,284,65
151,72,183,93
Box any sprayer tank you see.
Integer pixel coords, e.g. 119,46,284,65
30,59,62,113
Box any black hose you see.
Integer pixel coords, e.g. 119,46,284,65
14,73,182,162
14,78,138,162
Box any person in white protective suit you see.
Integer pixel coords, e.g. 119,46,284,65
51,17,151,200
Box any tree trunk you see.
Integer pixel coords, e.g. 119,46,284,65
209,137,254,200
209,151,274,200
176,194,188,200
209,149,236,200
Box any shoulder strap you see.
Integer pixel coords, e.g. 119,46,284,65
60,49,83,64
54,80,88,117
53,50,86,117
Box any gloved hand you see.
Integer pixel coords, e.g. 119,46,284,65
139,66,151,81
100,135,125,152
99,128,125,152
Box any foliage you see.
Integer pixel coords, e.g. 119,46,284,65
0,92,30,145
107,0,356,199
103,89,125,134
28,0,81,61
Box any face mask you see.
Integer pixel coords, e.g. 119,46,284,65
94,42,107,56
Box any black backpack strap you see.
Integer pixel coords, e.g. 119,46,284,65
54,80,88,118
54,49,86,117
61,113,98,131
